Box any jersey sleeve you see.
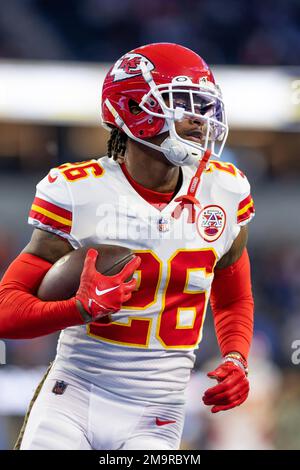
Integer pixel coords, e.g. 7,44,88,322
207,160,255,227
236,173,255,226
28,168,79,247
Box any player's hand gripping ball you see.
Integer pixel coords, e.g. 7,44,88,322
76,249,140,322
38,244,141,323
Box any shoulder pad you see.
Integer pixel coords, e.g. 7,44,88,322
206,160,250,197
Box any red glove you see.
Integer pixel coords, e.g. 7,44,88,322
202,360,249,413
76,249,141,322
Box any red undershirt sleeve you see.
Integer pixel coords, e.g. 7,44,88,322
209,249,254,360
0,253,84,339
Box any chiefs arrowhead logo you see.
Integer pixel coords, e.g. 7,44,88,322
119,56,143,74
111,53,154,82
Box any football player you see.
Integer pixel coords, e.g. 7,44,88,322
0,43,254,450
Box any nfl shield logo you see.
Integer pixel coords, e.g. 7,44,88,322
158,217,169,232
52,380,68,395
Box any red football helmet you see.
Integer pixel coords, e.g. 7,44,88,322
101,43,228,165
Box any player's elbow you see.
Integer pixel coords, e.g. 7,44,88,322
0,284,31,339
0,286,17,338
211,292,254,315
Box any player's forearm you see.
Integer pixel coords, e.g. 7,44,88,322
212,300,254,360
210,249,254,360
0,288,82,339
0,253,84,339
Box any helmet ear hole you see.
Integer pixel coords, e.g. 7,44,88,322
128,99,142,115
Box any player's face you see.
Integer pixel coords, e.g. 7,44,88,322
164,92,216,145
129,92,218,156
174,114,208,145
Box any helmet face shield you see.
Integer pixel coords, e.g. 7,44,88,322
162,89,226,139
139,81,228,159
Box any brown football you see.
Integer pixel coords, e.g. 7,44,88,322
37,244,134,301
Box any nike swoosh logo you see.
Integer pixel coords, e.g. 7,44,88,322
156,418,177,426
95,285,119,296
48,173,58,183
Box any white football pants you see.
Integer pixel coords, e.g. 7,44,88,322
19,365,185,450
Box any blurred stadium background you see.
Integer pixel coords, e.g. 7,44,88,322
0,0,300,450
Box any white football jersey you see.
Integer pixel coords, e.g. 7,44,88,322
28,156,255,404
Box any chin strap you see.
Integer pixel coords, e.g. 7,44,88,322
171,149,211,223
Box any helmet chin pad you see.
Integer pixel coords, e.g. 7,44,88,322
160,136,203,167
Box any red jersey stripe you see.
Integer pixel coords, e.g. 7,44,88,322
237,206,255,223
29,209,72,234
33,197,72,221
238,194,252,211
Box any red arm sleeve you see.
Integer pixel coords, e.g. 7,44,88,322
210,249,254,360
0,253,84,339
